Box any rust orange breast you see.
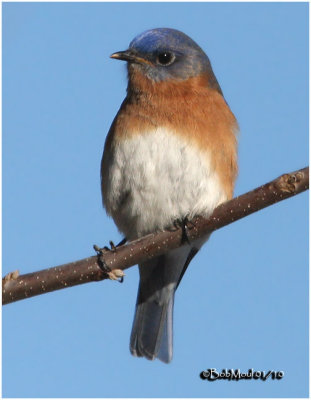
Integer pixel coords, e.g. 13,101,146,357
105,70,238,199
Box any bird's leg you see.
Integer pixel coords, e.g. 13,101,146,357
170,217,195,245
93,238,127,282
181,217,191,244
111,237,127,251
168,219,183,231
97,237,127,253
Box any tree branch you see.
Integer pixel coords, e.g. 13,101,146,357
3,166,308,306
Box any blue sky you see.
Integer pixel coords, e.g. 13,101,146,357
3,2,308,398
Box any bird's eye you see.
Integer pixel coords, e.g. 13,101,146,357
156,52,175,66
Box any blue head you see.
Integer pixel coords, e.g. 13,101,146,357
111,28,221,91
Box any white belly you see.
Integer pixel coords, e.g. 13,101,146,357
103,128,227,239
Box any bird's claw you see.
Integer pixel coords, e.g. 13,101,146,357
99,237,127,253
94,241,117,253
109,240,117,252
93,244,125,283
170,216,195,245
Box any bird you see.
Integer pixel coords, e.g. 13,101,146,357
101,28,238,363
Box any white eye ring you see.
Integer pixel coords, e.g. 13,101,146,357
156,52,175,66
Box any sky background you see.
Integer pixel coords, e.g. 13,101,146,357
2,2,309,398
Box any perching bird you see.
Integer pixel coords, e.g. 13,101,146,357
101,28,238,363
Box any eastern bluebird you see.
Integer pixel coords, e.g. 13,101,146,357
101,28,238,363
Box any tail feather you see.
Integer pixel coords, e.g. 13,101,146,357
130,244,199,362
130,295,174,362
157,296,174,362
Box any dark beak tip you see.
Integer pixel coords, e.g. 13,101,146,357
110,50,132,62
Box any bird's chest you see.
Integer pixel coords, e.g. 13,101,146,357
103,128,226,238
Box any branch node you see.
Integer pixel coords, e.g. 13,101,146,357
276,170,305,193
3,270,20,282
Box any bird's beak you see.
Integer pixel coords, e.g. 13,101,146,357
110,50,136,62
110,50,152,65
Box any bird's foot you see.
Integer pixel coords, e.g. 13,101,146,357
171,217,195,245
93,243,125,282
96,237,127,253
